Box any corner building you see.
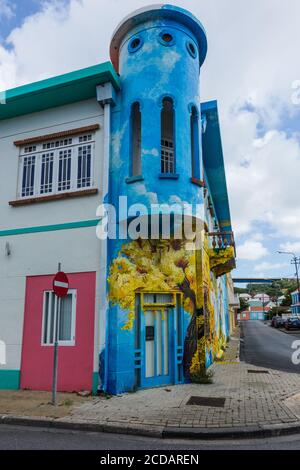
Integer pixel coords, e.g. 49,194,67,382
0,5,236,394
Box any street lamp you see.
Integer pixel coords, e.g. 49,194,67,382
277,251,300,305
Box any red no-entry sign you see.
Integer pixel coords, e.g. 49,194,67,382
53,271,69,298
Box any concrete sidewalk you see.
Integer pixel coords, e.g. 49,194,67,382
61,363,300,437
2,327,300,439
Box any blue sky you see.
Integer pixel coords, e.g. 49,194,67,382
1,0,300,283
0,1,41,42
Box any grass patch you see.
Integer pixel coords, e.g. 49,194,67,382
190,368,214,385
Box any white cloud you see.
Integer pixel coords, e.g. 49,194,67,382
226,126,300,238
250,233,264,242
237,240,269,260
279,242,300,254
254,262,289,272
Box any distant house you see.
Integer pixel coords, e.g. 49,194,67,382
238,293,251,302
253,293,270,303
265,301,277,310
238,299,269,321
291,290,300,315
238,310,251,321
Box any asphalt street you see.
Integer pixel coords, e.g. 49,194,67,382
1,424,300,450
2,321,300,451
240,320,300,373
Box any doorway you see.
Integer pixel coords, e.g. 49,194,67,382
135,293,184,389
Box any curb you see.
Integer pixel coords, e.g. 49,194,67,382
2,414,300,440
0,415,163,438
162,422,300,440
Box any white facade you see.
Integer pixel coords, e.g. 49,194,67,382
0,98,105,378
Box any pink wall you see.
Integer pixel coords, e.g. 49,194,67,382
21,272,96,392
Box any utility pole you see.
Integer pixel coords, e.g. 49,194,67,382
277,251,300,308
291,257,300,303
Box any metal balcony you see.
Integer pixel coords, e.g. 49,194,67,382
208,231,236,256
207,231,236,277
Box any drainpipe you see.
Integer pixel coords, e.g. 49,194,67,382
96,83,116,392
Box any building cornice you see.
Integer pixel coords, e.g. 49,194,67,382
0,62,120,121
14,124,100,147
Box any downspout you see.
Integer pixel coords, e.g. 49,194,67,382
96,83,116,392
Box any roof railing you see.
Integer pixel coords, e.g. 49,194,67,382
207,231,236,256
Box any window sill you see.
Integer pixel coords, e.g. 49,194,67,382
159,173,179,180
190,177,205,187
9,188,98,207
125,175,144,184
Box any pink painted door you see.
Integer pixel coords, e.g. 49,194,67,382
21,272,96,392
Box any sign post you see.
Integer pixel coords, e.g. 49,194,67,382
52,264,69,406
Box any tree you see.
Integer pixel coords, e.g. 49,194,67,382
238,297,249,313
246,280,297,298
234,287,248,295
281,293,292,307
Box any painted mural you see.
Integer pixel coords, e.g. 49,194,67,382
108,238,199,378
108,235,234,383
102,5,236,394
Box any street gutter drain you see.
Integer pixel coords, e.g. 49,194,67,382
186,396,226,408
247,370,269,374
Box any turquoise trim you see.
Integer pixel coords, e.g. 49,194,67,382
201,100,232,232
0,62,120,121
92,372,99,395
0,219,100,237
0,370,20,390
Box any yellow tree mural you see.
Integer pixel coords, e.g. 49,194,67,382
108,238,203,378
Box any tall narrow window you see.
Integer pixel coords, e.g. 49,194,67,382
58,149,72,191
130,102,142,176
161,98,175,174
77,144,92,188
190,106,200,180
42,290,76,346
21,155,36,197
40,152,54,194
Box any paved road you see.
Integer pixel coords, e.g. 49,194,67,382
240,320,300,373
2,425,300,450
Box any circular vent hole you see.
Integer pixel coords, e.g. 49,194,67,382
129,36,143,53
162,33,173,43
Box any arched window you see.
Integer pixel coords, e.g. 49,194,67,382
130,102,142,177
190,106,200,180
161,98,175,174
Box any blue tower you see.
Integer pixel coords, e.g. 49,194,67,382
110,4,207,210
104,5,210,394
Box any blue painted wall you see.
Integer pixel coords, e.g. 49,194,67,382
100,5,233,395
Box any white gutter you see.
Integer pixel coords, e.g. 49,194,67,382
96,83,116,392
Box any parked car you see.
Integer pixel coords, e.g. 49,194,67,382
274,317,287,329
271,316,286,328
271,316,279,327
285,317,300,330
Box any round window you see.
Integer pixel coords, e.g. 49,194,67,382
162,33,173,43
128,36,143,53
186,41,197,58
159,30,175,46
